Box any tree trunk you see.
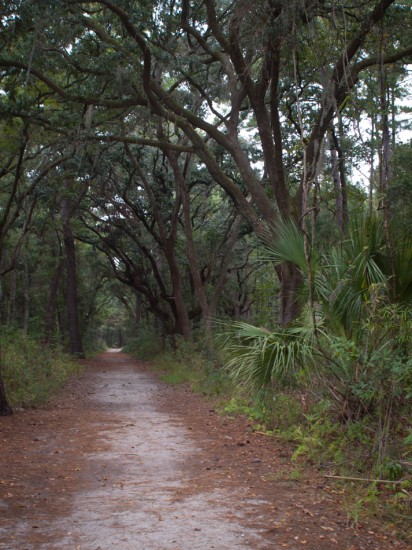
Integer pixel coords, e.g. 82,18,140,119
44,257,63,344
0,341,12,416
165,245,191,339
135,292,142,328
23,250,30,334
378,65,396,300
0,369,12,416
62,198,84,356
330,127,348,233
277,263,302,325
172,155,211,334
0,273,3,326
0,254,11,413
7,268,16,327
369,113,376,217
336,118,348,230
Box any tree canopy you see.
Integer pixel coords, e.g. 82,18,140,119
0,0,411,357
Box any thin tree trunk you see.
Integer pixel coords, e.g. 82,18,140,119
23,250,30,334
7,268,16,327
62,198,84,356
209,216,243,325
135,292,142,328
390,85,396,155
44,257,63,344
330,126,348,233
0,272,3,326
0,329,12,414
336,118,348,230
369,113,376,217
0,367,12,416
0,253,12,414
172,155,211,334
378,65,396,300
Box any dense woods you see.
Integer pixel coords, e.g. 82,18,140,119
0,0,411,517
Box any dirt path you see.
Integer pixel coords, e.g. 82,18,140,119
0,352,408,549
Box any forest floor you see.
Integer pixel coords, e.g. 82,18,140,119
0,351,409,550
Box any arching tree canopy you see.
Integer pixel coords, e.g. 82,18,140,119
0,0,411,350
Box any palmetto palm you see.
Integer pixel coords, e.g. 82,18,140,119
219,214,412,396
217,319,319,396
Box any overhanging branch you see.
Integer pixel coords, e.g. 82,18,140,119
87,134,195,153
351,45,412,80
0,58,147,109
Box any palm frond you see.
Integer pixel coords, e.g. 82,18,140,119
261,218,308,273
217,321,316,396
313,215,388,336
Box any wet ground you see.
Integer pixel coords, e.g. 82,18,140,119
0,351,408,549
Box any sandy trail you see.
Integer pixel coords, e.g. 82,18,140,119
0,352,269,549
1,351,408,550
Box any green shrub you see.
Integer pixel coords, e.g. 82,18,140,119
153,352,197,385
322,304,412,422
122,326,166,360
124,329,232,396
1,330,81,407
82,325,108,356
153,341,211,390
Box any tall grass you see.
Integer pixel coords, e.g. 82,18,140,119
1,330,81,407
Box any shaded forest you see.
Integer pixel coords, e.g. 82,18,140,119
0,0,411,521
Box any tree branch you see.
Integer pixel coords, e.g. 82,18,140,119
88,134,195,153
351,45,412,81
0,58,147,108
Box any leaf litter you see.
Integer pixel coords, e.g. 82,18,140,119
0,351,409,549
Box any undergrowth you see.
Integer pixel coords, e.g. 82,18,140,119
220,391,412,537
125,330,231,395
1,330,81,407
122,326,165,360
153,338,232,396
125,328,412,541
